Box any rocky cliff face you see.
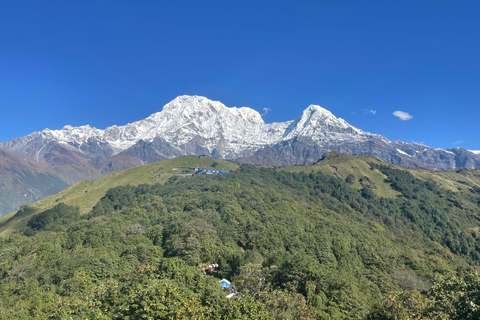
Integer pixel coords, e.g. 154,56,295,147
239,137,480,170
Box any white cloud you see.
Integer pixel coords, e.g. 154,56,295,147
393,111,413,120
363,109,376,115
453,140,463,145
261,108,271,116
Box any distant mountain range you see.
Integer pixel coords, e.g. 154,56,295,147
1,95,480,216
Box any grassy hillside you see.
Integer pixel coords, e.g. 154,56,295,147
285,151,480,197
0,156,237,237
284,152,402,198
2,153,480,319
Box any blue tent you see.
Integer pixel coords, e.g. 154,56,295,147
219,279,236,292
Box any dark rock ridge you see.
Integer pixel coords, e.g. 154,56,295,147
238,137,480,171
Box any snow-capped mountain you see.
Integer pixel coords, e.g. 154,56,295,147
2,95,480,171
2,94,480,217
2,96,290,161
282,104,364,141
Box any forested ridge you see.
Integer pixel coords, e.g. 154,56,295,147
1,159,480,319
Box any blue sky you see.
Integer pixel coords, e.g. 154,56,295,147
1,1,479,149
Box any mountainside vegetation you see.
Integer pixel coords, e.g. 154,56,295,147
1,153,480,319
0,156,238,237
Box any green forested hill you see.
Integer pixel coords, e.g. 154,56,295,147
1,153,480,319
0,156,238,237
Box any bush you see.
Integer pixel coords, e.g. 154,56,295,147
27,203,80,231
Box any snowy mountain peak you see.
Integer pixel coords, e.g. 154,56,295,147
304,104,336,117
281,103,364,141
0,96,370,159
2,95,480,171
158,95,265,125
161,95,213,112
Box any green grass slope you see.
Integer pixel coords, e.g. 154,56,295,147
0,156,237,237
284,152,402,198
285,151,480,198
4,151,480,239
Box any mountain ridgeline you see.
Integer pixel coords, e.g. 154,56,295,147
1,95,480,217
1,154,480,318
3,95,480,170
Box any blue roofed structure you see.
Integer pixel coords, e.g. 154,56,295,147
219,279,236,292
196,168,230,175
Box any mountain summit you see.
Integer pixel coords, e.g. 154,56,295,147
1,96,289,162
1,95,480,216
2,95,480,171
282,104,364,141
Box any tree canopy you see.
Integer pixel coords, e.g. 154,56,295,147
1,163,480,318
